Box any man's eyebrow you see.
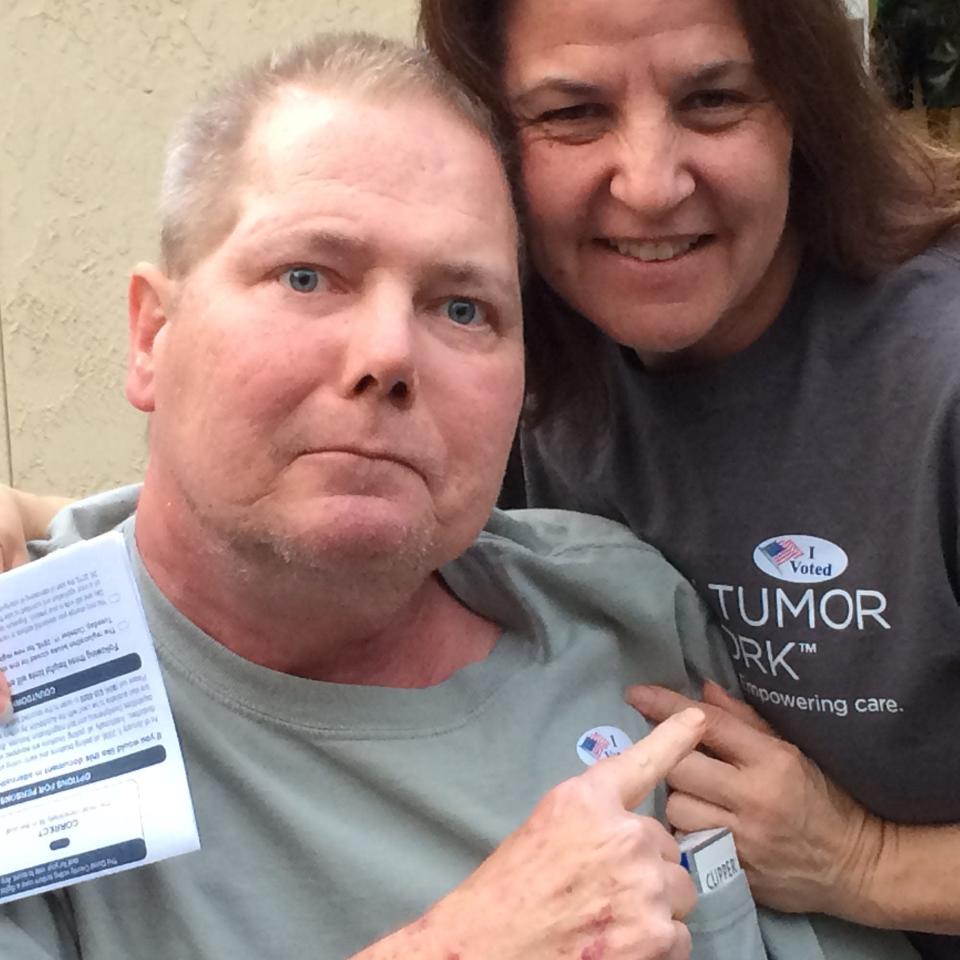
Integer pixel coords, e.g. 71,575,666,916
273,228,372,258
424,258,517,301
248,227,517,300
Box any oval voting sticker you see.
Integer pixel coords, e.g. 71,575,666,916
753,535,848,583
576,726,633,766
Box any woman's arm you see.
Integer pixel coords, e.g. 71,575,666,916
0,487,74,571
628,681,960,935
0,486,74,722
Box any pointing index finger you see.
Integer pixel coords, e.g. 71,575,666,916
594,708,706,810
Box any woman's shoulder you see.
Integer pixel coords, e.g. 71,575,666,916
826,230,959,297
806,233,960,351
889,229,960,283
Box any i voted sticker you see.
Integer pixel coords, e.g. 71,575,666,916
576,726,633,766
753,535,848,583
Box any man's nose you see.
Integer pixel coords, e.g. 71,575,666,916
607,116,695,216
340,291,418,406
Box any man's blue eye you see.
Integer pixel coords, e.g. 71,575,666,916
281,267,321,293
445,299,482,326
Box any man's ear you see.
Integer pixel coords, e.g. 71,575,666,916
126,263,177,413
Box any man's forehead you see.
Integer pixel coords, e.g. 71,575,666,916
228,86,518,265
246,87,347,182
244,86,493,194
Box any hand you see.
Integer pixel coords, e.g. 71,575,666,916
0,485,31,572
0,484,27,724
627,682,883,917
0,669,10,724
0,484,69,726
0,486,73,574
427,708,706,960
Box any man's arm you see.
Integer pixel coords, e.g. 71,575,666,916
629,682,960,934
1,709,706,960
351,708,706,960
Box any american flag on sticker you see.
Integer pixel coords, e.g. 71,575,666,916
761,538,804,566
579,731,611,760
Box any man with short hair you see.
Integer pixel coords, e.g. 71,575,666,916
0,32,920,960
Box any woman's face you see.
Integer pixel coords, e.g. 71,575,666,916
503,0,800,367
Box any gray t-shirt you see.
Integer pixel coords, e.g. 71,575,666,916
520,237,960,959
0,490,917,959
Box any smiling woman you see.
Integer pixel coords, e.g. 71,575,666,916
502,0,799,365
420,0,960,957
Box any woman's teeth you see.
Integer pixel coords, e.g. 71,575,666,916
609,237,701,261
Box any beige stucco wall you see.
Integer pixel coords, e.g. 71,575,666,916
0,0,418,495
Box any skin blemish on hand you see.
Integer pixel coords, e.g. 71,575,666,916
588,905,613,931
581,937,607,960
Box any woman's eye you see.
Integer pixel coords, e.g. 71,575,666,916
536,103,605,124
686,89,745,110
444,298,484,327
680,89,756,131
279,267,323,293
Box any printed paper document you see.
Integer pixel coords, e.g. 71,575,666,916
0,531,199,903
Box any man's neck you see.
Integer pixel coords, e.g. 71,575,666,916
133,484,500,687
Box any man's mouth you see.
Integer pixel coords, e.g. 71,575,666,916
603,235,710,263
299,448,424,479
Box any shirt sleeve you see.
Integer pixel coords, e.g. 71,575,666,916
0,892,80,959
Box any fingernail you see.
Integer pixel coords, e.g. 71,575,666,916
679,707,706,729
0,699,14,726
629,687,653,709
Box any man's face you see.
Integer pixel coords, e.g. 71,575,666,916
130,88,523,576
